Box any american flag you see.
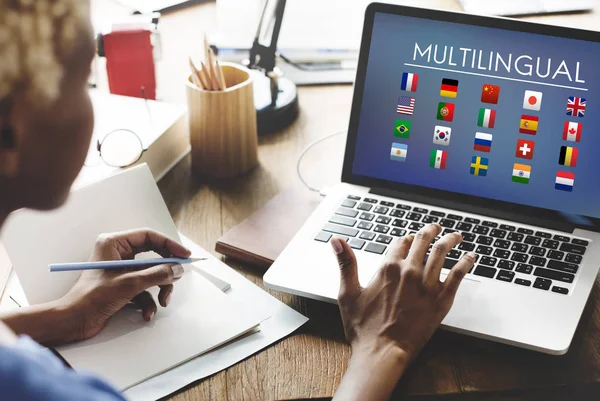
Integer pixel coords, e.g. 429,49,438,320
567,96,586,117
397,96,415,115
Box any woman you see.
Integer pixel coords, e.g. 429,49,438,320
0,1,475,400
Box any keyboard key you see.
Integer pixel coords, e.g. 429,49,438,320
482,221,498,228
336,207,358,218
374,225,390,234
499,224,516,231
474,265,497,278
430,211,445,217
464,217,481,224
475,245,493,255
392,219,408,228
409,222,425,231
448,249,462,259
559,242,586,255
374,206,389,215
572,238,589,246
357,221,373,230
515,278,532,287
476,236,493,245
511,243,528,253
380,201,395,207
498,260,515,270
529,246,546,257
439,219,456,228
456,222,473,231
359,231,376,241
565,253,582,264
396,204,411,210
447,214,463,221
442,229,457,236
458,242,476,251
552,286,569,295
323,223,358,237
511,252,528,262
390,228,406,237
496,270,515,282
524,236,542,246
365,242,386,254
349,238,365,250
364,198,378,204
358,203,373,211
314,231,332,242
517,228,534,235
376,235,393,244
406,213,422,221
494,239,510,250
332,235,349,242
390,209,405,218
547,260,579,274
516,263,533,274
359,213,375,221
547,250,564,260
376,216,391,224
529,256,547,267
347,195,361,200
534,268,574,283
535,231,552,239
422,215,439,224
473,226,489,235
553,235,570,242
480,256,497,267
329,215,357,227
533,277,552,290
507,232,524,242
414,207,428,214
490,229,507,239
462,233,476,242
493,249,510,259
542,239,559,250
341,199,357,208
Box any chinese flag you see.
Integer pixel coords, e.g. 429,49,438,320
481,84,500,104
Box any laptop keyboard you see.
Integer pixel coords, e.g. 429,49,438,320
314,195,590,296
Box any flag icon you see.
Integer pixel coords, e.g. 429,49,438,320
430,149,448,169
567,96,586,117
390,143,408,162
474,132,493,152
519,115,539,135
512,163,531,184
397,96,415,115
523,90,542,111
477,108,496,128
433,126,451,146
401,72,419,92
470,156,489,176
563,121,582,142
437,102,455,122
516,139,535,160
555,171,575,192
440,78,458,98
394,119,411,138
481,84,500,104
559,146,579,167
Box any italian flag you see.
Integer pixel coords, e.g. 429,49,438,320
478,108,496,128
429,149,447,169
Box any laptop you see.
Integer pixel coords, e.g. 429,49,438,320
459,0,594,17
264,3,600,355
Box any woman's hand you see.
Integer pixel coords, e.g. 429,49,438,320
332,224,475,401
60,228,192,341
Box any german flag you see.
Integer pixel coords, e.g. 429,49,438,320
558,146,578,167
440,78,458,98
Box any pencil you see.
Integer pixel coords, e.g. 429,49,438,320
215,60,226,90
200,61,214,91
188,57,203,88
206,47,221,90
49,257,208,272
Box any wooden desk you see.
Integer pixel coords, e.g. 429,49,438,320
92,1,600,399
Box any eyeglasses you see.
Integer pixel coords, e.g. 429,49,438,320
85,129,147,168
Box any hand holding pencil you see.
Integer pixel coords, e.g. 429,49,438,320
189,36,227,91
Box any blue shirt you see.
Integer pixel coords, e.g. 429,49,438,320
0,336,126,401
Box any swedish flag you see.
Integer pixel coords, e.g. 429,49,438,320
470,156,489,176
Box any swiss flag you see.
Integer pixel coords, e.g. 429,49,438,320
516,139,535,160
563,121,582,142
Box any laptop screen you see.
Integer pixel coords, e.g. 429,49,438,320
348,7,600,226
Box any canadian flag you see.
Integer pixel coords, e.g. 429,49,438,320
563,121,582,142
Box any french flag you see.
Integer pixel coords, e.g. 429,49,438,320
555,171,575,192
401,72,418,92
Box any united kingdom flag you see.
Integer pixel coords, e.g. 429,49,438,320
567,96,586,117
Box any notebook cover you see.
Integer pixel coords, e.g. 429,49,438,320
215,187,322,269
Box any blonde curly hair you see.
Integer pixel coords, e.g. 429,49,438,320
0,0,90,107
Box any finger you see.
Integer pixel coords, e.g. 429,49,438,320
384,235,414,264
407,224,442,264
423,232,463,285
132,291,157,321
124,263,184,294
441,252,476,301
331,237,362,300
158,284,174,307
106,228,191,259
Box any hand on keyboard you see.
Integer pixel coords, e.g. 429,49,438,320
330,224,475,401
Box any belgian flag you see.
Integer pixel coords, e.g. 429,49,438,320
440,78,458,98
558,146,578,167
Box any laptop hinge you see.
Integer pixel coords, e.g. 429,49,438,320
370,187,575,233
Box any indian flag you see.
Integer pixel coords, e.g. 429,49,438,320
512,163,531,184
429,149,447,169
477,108,496,128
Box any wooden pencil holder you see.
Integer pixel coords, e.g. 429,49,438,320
186,62,259,179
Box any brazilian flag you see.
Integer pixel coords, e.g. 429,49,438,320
394,119,411,138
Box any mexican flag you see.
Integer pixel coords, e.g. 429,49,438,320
429,149,447,169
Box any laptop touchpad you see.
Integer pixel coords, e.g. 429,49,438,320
442,276,480,325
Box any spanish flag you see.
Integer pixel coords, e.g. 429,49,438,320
559,146,578,167
519,115,538,135
440,78,458,98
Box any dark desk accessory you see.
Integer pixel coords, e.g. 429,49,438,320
245,0,299,134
